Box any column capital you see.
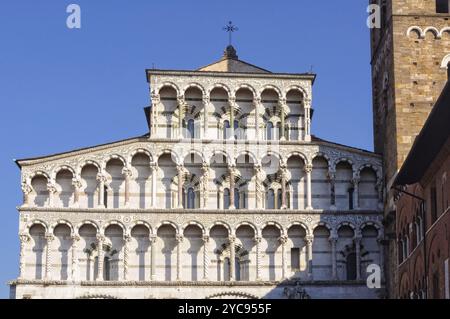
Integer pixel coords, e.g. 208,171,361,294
71,178,83,190
352,177,360,185
71,234,81,242
202,94,210,105
228,235,236,243
123,234,131,243
21,183,33,195
253,97,262,106
151,93,161,103
45,233,55,242
122,167,133,178
176,234,184,243
202,235,210,243
19,233,30,243
328,236,338,243
47,183,57,194
96,173,107,183
305,235,314,244
149,234,157,243
354,235,362,243
278,235,288,245
253,236,262,244
96,234,106,242
304,164,313,174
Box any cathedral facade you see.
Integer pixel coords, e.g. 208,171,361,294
10,47,384,299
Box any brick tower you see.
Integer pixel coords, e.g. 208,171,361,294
370,0,450,297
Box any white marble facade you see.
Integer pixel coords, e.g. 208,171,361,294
10,48,384,299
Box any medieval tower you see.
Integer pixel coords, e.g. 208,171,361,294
370,0,450,297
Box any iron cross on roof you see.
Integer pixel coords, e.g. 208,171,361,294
223,21,238,46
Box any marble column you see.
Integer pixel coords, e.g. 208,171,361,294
123,234,131,281
96,173,107,208
203,95,210,138
253,97,261,140
281,167,287,209
305,235,314,279
150,163,158,208
21,183,32,207
71,178,82,208
45,233,55,280
229,235,236,281
352,177,360,210
355,235,362,280
229,97,235,139
47,182,57,207
229,166,236,209
304,99,312,142
329,235,338,280
305,164,313,210
201,164,209,209
122,168,133,207
328,170,337,210
176,234,183,280
150,235,157,281
279,98,286,141
178,97,185,139
177,166,184,209
254,166,263,209
279,235,288,279
96,235,105,281
254,236,262,281
202,235,210,280
377,236,384,281
151,93,160,137
19,234,30,279
71,235,80,281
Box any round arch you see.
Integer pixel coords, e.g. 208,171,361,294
156,82,181,96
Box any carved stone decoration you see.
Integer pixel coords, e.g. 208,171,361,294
283,281,311,299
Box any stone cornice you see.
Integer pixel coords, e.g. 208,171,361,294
18,207,382,215
9,279,373,287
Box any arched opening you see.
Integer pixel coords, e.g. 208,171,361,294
359,167,378,210
80,164,99,208
312,156,330,209
105,159,125,209
235,87,254,140
346,253,357,280
159,86,178,138
156,225,177,281
286,89,304,140
183,225,203,281
287,155,306,209
31,176,49,207
78,224,98,281
55,170,74,208
130,225,150,281
131,153,152,209
261,225,281,281
53,224,72,280
312,226,331,280
287,225,307,279
209,225,229,281
104,225,124,281
157,153,177,209
29,224,46,279
335,161,353,210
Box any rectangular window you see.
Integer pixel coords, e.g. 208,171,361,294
291,248,300,271
431,185,438,223
437,0,450,13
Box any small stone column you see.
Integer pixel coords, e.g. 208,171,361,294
279,235,288,279
304,98,312,142
329,235,338,280
151,93,160,137
305,235,314,279
176,234,183,280
305,164,313,210
96,173,107,208
218,189,224,210
229,97,236,139
253,97,261,139
21,183,32,207
45,233,55,280
19,234,30,279
279,98,286,141
178,96,185,139
71,235,80,281
71,178,82,208
377,236,384,281
352,177,360,210
254,236,262,281
328,170,337,210
123,234,131,281
122,168,133,207
355,235,362,280
177,166,184,209
202,235,210,281
254,166,262,209
150,235,157,281
150,163,157,208
47,182,57,207
96,235,105,281
229,235,236,281
281,167,287,209
229,166,236,209
201,164,209,209
203,95,210,138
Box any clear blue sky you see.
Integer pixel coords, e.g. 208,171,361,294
0,1,373,298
